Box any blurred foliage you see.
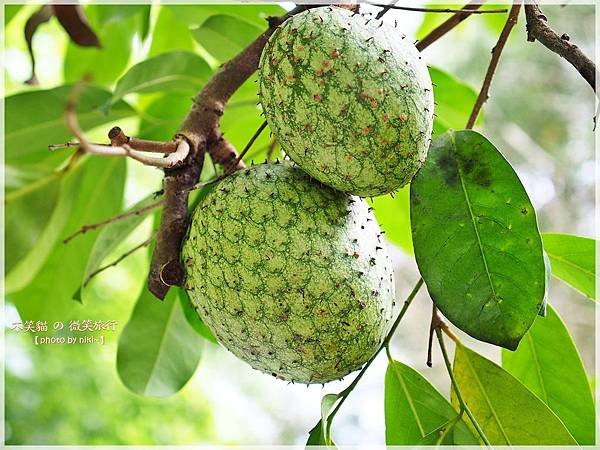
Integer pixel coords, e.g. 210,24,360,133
3,2,596,446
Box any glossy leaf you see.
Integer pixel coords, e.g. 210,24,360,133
117,286,204,397
111,51,212,105
179,290,217,344
82,194,159,291
63,5,139,86
5,166,78,293
430,67,480,135
411,130,545,349
6,85,134,165
192,15,262,62
542,233,595,299
502,305,595,444
167,4,284,28
10,157,126,323
453,345,577,445
369,187,412,254
385,359,478,445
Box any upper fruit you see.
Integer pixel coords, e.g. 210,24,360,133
258,6,434,197
182,162,396,384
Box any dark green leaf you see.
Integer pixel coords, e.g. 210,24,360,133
10,157,126,323
430,67,480,134
63,5,139,86
117,286,204,397
192,15,262,62
385,359,477,445
306,420,327,446
167,4,284,28
542,233,595,299
179,290,217,344
502,305,595,444
5,85,134,165
5,166,77,293
411,130,545,349
149,6,196,57
82,194,159,294
452,345,577,445
111,51,212,105
369,187,412,254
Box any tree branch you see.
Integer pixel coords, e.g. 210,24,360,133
466,1,521,129
524,0,596,92
416,0,486,51
371,3,507,15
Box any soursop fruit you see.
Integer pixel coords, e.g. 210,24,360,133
182,162,395,383
259,6,434,197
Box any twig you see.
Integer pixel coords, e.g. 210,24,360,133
63,199,163,244
525,0,596,92
375,0,398,19
208,137,245,172
108,127,178,153
65,81,190,168
436,329,491,446
266,138,278,160
325,278,424,437
416,0,486,51
371,3,507,15
83,235,155,287
231,120,268,169
466,1,521,129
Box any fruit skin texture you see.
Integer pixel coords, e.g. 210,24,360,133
182,162,395,384
258,6,434,197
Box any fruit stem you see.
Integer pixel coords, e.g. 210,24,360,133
436,329,491,446
325,278,424,435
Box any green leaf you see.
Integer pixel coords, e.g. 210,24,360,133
111,51,212,105
452,345,577,445
179,290,217,344
117,286,204,397
63,5,139,86
149,6,196,57
502,305,595,444
82,194,159,293
5,5,23,25
139,94,192,141
542,233,596,299
429,67,480,135
10,157,126,323
192,15,262,62
167,4,284,28
385,359,478,445
369,187,412,254
5,85,134,165
5,166,79,294
96,4,149,27
410,130,545,349
306,393,340,447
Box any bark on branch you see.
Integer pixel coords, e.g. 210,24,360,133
524,1,596,92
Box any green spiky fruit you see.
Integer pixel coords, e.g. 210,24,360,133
258,6,434,197
182,162,395,384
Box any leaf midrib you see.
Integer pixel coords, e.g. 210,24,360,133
450,133,499,304
390,362,426,438
547,252,595,278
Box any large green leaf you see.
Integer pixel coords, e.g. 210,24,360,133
5,85,134,165
117,286,203,397
96,4,149,27
149,6,196,57
542,233,595,299
5,165,79,293
10,157,126,323
369,187,412,254
139,94,191,141
63,5,139,86
429,67,480,135
111,51,212,105
385,360,478,445
179,290,217,344
167,4,284,28
411,130,545,349
192,15,262,62
453,345,576,445
502,305,595,444
82,194,159,295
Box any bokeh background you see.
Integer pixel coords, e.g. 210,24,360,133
4,2,595,445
